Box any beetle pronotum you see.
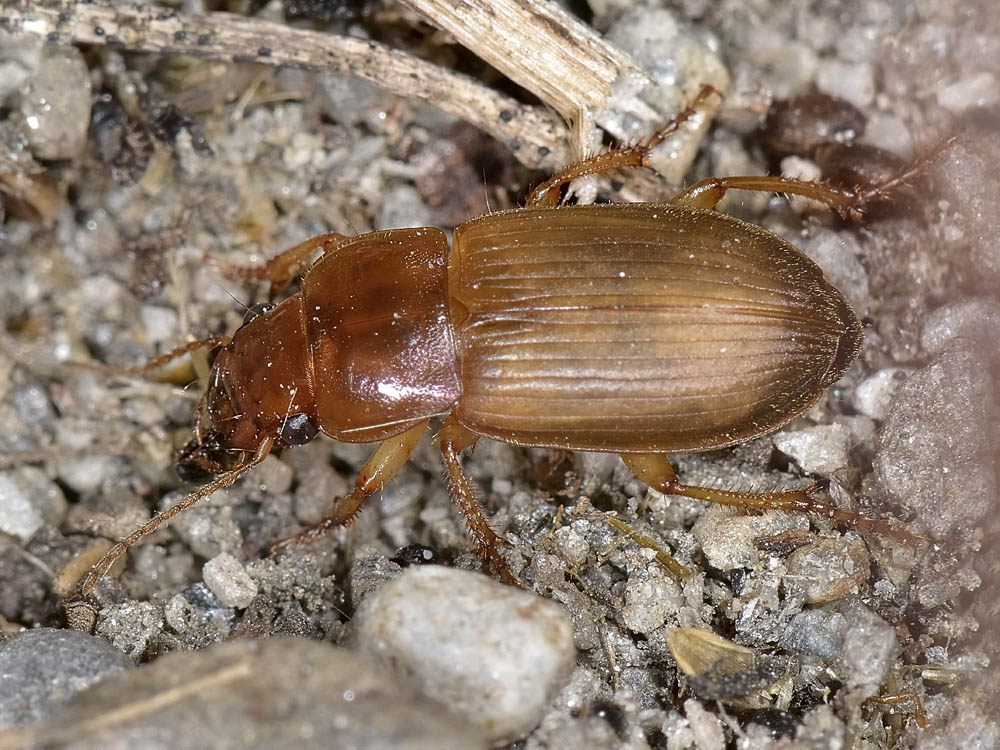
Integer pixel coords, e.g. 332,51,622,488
72,86,913,600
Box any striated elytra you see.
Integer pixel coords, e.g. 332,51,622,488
207,203,860,460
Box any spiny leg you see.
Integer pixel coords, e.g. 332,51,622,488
668,174,861,218
621,453,922,545
270,420,429,553
206,231,349,297
438,415,518,585
666,136,959,218
69,437,275,601
526,84,722,208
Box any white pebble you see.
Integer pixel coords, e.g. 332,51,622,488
622,569,682,634
139,305,181,347
937,71,999,114
773,423,852,475
202,552,258,608
816,59,875,109
853,368,907,420
685,698,726,750
0,472,44,541
349,565,575,745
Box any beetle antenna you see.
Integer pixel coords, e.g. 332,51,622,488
67,436,275,603
69,335,228,378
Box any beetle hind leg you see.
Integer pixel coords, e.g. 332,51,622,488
622,453,922,545
668,174,863,219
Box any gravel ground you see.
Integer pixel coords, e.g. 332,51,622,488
0,0,998,748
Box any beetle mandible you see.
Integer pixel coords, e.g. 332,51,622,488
73,87,902,598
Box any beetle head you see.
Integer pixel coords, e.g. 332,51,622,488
175,297,320,481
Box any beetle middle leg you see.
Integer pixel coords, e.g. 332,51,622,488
271,420,429,553
438,415,518,585
621,453,921,545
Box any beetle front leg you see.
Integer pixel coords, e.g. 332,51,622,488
438,416,519,585
621,453,922,545
271,419,428,553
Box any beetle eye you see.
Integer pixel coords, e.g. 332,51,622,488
242,303,273,326
279,413,319,446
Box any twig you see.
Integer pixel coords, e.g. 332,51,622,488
0,0,569,170
396,0,655,157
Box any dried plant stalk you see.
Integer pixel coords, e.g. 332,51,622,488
0,0,569,169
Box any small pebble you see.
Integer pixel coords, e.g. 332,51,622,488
162,584,237,645
551,525,590,567
249,454,294,496
63,489,150,541
18,44,92,160
816,59,875,108
94,601,164,660
693,506,810,571
780,599,899,691
937,71,999,113
784,536,870,604
203,552,258,608
377,184,433,230
1,466,67,541
346,549,402,609
603,7,729,183
920,299,1000,372
6,639,486,749
0,628,132,729
685,698,726,750
0,471,45,541
621,568,683,634
860,111,914,158
162,490,243,559
773,423,852,476
795,230,870,316
525,710,622,749
0,38,41,100
349,565,576,744
934,135,1000,282
916,694,1000,750
138,305,181,347
852,368,907,420
315,72,392,128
